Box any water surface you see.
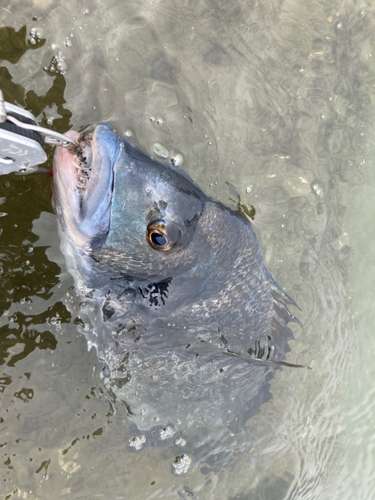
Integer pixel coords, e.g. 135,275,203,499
0,0,375,498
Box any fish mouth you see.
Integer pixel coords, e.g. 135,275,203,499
53,123,120,240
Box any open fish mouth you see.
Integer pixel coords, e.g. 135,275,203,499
53,123,120,239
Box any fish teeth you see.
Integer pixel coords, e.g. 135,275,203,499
76,165,91,190
75,141,92,190
77,173,88,189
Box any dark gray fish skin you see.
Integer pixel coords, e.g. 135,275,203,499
53,123,298,470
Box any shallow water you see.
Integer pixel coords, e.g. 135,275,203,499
0,0,375,498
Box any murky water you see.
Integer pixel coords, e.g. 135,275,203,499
1,0,375,498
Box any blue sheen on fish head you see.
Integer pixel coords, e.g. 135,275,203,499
96,135,208,282
53,123,208,290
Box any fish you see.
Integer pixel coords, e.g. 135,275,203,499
53,123,301,472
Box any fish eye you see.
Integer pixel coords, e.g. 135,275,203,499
147,220,181,251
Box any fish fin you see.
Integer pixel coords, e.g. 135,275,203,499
258,271,303,364
222,349,311,370
267,270,302,313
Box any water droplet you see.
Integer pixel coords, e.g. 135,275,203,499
124,130,133,138
246,185,252,194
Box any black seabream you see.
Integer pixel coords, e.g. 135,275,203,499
53,123,300,471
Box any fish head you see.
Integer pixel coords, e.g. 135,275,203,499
53,124,207,289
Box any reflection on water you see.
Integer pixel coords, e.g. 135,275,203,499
0,0,375,498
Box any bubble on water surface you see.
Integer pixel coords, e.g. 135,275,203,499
312,183,323,196
129,435,146,451
172,454,191,475
45,52,68,75
171,152,183,167
175,437,186,446
335,20,344,32
153,143,169,159
28,28,43,45
159,426,174,440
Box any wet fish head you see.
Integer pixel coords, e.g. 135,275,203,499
96,128,209,286
53,123,208,292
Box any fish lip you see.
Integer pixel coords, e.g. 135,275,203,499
53,124,118,240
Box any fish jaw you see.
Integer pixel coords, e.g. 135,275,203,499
53,124,119,248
